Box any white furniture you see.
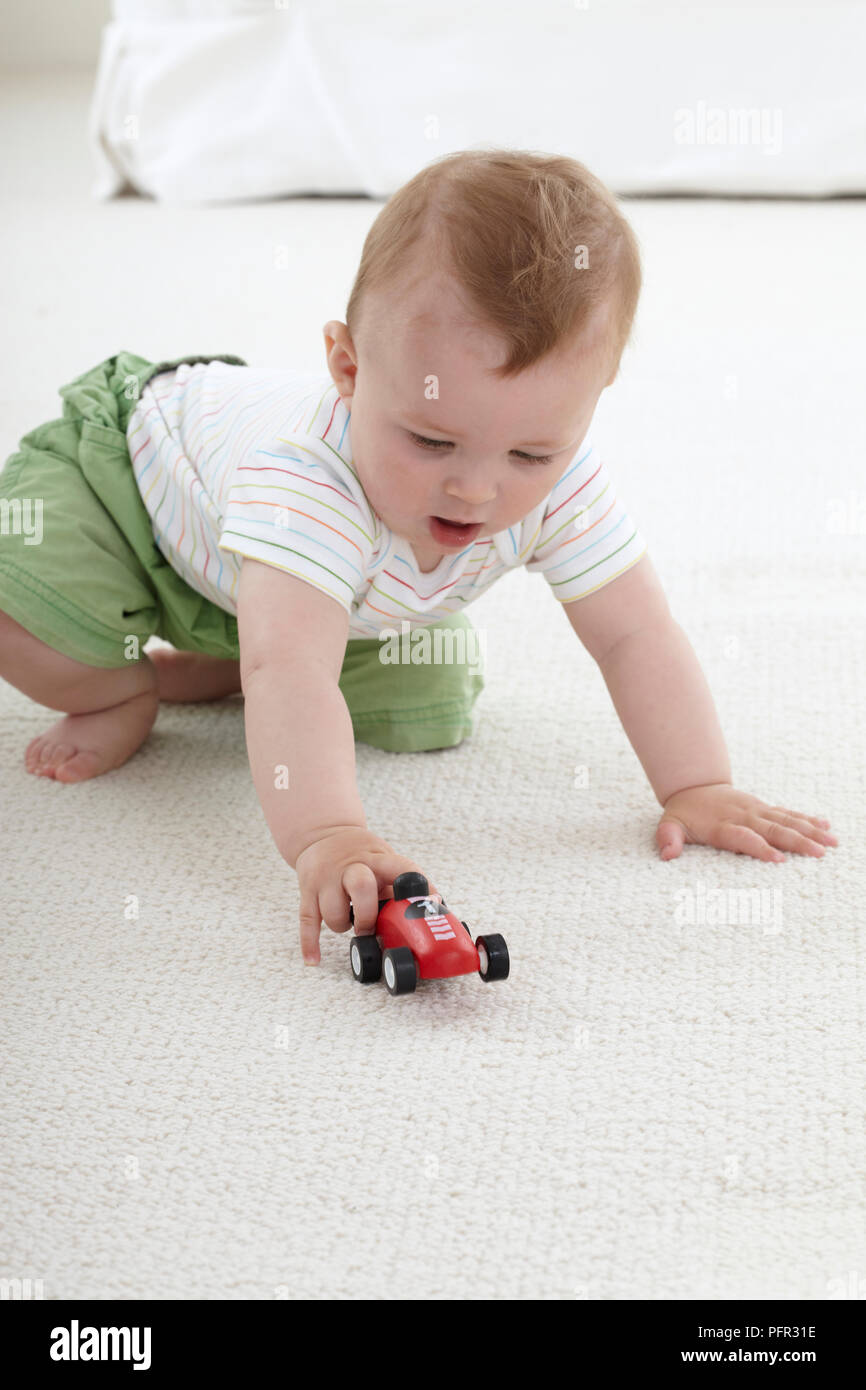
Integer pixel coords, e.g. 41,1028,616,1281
89,0,866,204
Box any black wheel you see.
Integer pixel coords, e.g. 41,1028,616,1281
460,919,472,937
475,933,509,982
392,871,429,899
350,934,382,983
383,946,417,995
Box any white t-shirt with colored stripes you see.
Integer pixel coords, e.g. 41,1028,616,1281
126,361,648,640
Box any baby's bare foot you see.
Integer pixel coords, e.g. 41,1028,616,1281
149,647,242,702
24,689,159,783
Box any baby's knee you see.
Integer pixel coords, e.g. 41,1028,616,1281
0,608,156,713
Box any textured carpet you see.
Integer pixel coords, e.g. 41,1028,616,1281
1,71,863,1300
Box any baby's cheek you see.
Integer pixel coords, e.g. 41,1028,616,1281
383,464,421,511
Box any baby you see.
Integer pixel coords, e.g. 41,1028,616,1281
0,149,837,964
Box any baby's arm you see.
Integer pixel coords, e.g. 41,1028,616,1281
562,554,837,861
237,559,432,963
237,558,367,867
563,554,729,803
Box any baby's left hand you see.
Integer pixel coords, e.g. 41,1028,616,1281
656,783,839,862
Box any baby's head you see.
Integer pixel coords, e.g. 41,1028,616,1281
323,149,641,560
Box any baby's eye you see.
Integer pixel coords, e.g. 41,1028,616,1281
408,431,554,465
512,450,555,466
409,431,450,451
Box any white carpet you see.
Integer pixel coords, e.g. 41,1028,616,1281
1,71,863,1301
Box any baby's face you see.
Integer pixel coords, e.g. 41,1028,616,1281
324,273,616,566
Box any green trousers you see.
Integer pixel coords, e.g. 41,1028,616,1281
0,351,484,752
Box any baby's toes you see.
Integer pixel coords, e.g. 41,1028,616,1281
24,735,47,772
25,736,60,775
37,740,76,778
53,749,103,783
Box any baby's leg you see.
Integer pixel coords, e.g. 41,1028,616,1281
148,648,242,702
0,608,159,782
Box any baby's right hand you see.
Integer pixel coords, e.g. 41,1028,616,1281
294,827,436,966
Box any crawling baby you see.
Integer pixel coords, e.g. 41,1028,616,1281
0,149,837,963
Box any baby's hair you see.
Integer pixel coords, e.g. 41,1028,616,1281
345,147,642,381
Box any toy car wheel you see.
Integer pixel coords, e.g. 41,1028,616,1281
475,933,509,982
383,947,417,995
350,934,382,983
461,919,472,937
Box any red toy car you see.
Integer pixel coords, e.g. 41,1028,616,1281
349,871,509,995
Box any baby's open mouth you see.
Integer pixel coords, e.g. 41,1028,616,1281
428,515,483,547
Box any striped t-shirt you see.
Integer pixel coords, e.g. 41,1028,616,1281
126,361,648,640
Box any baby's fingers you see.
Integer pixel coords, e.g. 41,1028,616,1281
319,873,361,936
764,806,838,844
711,821,786,862
656,818,686,861
298,892,323,965
755,818,827,859
342,863,381,935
